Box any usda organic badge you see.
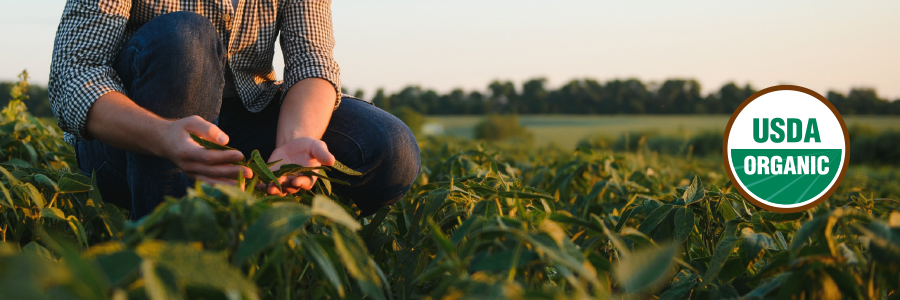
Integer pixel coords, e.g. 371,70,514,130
723,85,849,213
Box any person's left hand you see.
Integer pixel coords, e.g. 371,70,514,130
261,137,336,196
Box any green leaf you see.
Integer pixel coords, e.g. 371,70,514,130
498,190,554,200
265,159,283,168
637,204,675,234
658,273,699,300
273,163,323,178
0,181,14,209
744,272,790,298
22,242,55,261
0,165,21,186
702,236,741,285
759,211,806,222
21,182,45,208
58,174,92,193
716,199,740,221
331,160,362,176
321,176,333,195
295,234,346,297
614,205,637,232
235,202,312,263
178,198,224,244
741,227,777,263
682,175,705,205
312,195,362,231
614,243,679,294
37,231,110,299
673,207,694,245
248,150,280,189
427,220,455,256
136,241,259,298
362,206,392,241
189,132,236,151
789,212,829,258
95,250,142,286
33,174,58,193
332,224,385,300
41,207,66,220
66,215,89,247
470,248,539,272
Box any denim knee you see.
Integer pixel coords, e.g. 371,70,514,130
114,11,225,121
324,98,421,216
378,113,422,186
150,11,222,58
358,107,421,215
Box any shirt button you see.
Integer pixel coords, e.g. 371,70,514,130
223,14,232,22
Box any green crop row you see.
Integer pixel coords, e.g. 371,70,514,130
1,72,899,299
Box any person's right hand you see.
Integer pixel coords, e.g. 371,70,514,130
157,115,252,186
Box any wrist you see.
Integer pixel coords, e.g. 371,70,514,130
149,118,174,158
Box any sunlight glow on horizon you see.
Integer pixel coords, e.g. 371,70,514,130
1,0,898,99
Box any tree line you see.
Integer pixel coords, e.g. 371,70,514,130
4,77,898,118
351,78,900,115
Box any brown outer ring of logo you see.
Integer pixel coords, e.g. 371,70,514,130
722,85,850,213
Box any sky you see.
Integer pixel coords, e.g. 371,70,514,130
1,0,898,99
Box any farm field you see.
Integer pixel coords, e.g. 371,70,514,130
424,115,900,150
2,77,900,299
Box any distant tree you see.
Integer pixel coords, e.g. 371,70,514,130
603,79,649,114
847,88,882,114
372,88,388,111
391,106,423,135
488,80,518,113
468,91,487,114
522,78,548,114
655,79,702,114
713,82,756,114
363,76,897,116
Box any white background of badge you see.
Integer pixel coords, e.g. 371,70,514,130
727,90,846,208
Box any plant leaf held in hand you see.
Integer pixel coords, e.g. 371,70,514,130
330,160,362,176
189,132,236,151
248,150,280,190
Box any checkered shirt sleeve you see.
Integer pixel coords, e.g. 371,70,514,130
280,0,342,109
49,0,131,141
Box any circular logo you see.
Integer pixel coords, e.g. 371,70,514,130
723,85,849,213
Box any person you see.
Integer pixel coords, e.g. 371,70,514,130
48,0,420,219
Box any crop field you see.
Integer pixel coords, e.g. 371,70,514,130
2,77,900,299
424,115,900,150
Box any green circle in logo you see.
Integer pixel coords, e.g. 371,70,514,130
723,85,849,213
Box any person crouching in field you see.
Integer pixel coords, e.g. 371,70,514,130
49,0,420,219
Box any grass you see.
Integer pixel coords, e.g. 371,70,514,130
424,115,900,149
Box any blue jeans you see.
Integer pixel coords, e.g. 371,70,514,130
76,12,420,219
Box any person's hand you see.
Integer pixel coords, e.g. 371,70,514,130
157,115,253,186
262,137,335,196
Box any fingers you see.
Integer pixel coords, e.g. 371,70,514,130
259,175,315,196
195,175,239,186
183,162,252,179
182,115,229,144
179,146,245,165
309,140,336,166
266,184,283,196
291,175,317,190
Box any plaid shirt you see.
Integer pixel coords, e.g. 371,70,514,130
49,0,341,144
